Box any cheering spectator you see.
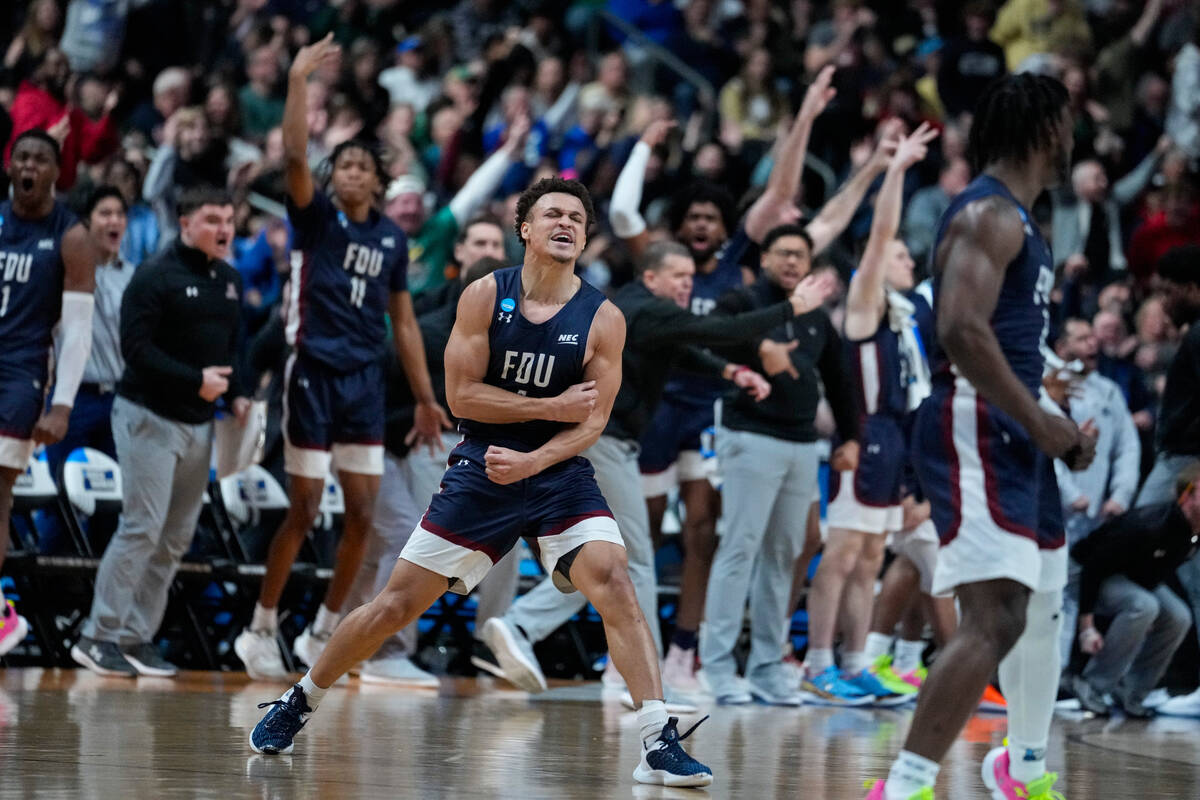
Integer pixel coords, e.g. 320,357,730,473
1128,183,1200,288
3,0,63,80
378,36,440,113
5,48,119,191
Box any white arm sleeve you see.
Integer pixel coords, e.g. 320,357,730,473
610,141,650,239
51,291,94,408
447,147,515,226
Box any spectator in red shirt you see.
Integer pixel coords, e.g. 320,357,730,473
1127,182,1200,288
3,48,118,191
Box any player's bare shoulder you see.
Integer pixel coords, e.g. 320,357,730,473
938,194,1026,271
456,271,499,323
585,299,627,362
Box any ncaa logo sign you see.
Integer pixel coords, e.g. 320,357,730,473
498,297,516,323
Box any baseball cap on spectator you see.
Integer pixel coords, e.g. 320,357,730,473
386,174,426,202
916,37,944,58
396,36,422,55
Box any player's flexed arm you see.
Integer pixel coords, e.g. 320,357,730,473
484,302,625,484
34,223,96,444
445,274,601,425
937,198,1094,469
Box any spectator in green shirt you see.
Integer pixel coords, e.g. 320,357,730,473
239,45,286,139
384,115,529,297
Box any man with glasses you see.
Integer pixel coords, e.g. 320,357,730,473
698,223,860,705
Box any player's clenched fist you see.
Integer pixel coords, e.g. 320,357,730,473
549,380,598,423
484,446,539,485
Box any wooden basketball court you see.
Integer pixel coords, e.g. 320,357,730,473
1,668,1197,798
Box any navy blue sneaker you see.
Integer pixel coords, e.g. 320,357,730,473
249,685,312,754
633,715,714,787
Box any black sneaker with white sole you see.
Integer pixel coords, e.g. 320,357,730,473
71,636,138,677
122,642,179,677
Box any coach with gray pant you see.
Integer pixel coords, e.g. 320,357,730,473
700,224,860,705
483,241,830,693
73,187,249,679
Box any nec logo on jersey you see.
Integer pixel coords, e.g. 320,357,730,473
185,286,199,298
557,333,579,345
381,236,395,249
37,239,53,250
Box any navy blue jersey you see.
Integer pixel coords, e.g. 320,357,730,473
458,266,607,453
0,200,77,379
845,315,907,420
929,175,1054,395
662,227,748,404
285,190,408,372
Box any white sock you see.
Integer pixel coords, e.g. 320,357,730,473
806,648,834,675
885,749,940,799
1007,738,1048,784
1000,588,1061,784
637,699,668,748
251,603,277,634
865,632,894,661
312,604,341,637
894,639,925,675
294,672,327,710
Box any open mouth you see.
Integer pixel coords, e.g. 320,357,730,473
550,232,574,244
20,177,34,192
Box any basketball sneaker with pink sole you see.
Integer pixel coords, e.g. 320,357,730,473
0,600,29,657
981,746,1064,799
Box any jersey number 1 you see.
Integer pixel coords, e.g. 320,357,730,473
349,277,367,308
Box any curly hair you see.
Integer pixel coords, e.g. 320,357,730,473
513,177,595,245
967,73,1069,174
666,180,736,237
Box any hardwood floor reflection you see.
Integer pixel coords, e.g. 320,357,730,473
0,669,1197,798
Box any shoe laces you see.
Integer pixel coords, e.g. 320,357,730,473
256,686,312,737
648,715,708,752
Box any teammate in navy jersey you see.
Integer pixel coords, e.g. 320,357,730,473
249,177,713,787
806,123,940,706
235,35,449,680
867,75,1097,800
0,130,96,657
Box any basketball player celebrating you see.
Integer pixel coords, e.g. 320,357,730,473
235,35,449,678
0,130,95,655
866,74,1096,800
248,176,713,788
807,122,938,705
